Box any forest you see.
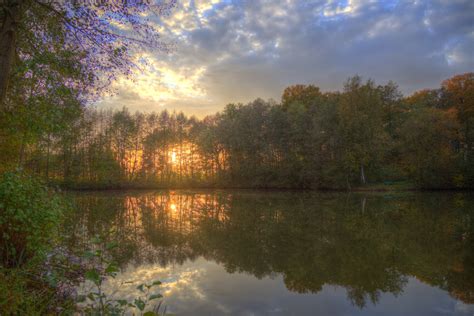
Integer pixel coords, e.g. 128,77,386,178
1,73,473,190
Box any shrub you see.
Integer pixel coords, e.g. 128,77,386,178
0,267,76,315
0,170,66,267
77,235,166,315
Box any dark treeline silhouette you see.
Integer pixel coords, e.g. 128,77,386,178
2,73,473,189
65,191,474,307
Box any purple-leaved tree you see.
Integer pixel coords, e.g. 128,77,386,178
0,0,176,106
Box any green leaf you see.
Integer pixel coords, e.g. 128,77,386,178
149,294,162,300
134,298,145,311
106,241,119,250
143,312,156,316
85,269,100,285
105,263,119,275
136,283,145,292
152,280,162,286
116,299,128,306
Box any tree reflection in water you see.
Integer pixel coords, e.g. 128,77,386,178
64,191,474,308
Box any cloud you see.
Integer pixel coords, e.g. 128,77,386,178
96,0,474,117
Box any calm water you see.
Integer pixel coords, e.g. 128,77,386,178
64,190,474,315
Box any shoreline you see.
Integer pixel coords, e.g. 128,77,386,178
56,183,473,193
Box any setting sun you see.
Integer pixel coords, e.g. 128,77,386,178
170,203,177,212
171,151,177,164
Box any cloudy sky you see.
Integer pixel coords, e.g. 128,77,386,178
97,0,474,117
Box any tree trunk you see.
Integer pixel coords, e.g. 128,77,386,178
45,133,51,180
0,0,23,106
360,164,366,184
465,120,470,162
17,130,26,167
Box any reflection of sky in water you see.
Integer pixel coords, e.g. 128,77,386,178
90,257,474,316
69,192,474,315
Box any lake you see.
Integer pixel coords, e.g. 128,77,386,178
64,190,474,315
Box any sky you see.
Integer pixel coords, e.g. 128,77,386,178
97,0,474,117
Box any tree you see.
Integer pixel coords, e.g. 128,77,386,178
405,89,441,109
0,0,22,103
281,84,322,110
441,73,474,161
398,107,460,188
337,76,388,187
0,0,177,181
378,81,403,137
0,0,176,106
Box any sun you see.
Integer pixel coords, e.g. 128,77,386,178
170,151,177,164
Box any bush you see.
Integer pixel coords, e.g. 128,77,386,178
0,267,76,315
0,171,66,267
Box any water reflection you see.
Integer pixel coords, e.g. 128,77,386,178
65,191,474,314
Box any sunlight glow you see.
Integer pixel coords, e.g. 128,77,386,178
120,141,227,183
170,203,177,212
171,151,177,164
112,53,207,107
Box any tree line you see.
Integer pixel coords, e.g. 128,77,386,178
0,2,472,190
2,73,473,189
